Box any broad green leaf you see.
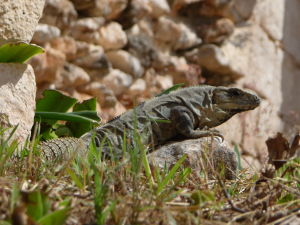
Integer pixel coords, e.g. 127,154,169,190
67,98,101,137
36,90,77,112
156,83,185,97
73,98,97,112
0,42,44,63
38,207,70,225
36,90,77,125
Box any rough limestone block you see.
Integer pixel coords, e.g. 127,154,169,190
148,137,237,180
0,0,45,45
0,63,36,146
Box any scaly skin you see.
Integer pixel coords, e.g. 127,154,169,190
40,85,260,160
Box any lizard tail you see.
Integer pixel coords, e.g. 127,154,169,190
40,137,88,161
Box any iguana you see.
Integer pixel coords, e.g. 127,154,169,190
41,85,260,161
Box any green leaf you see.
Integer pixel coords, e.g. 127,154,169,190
36,90,77,113
156,154,187,195
26,191,49,220
0,221,11,225
67,98,101,137
156,83,185,97
67,168,84,189
0,42,44,63
35,112,99,124
36,90,77,125
38,207,70,225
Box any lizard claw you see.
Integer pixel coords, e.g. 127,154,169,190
209,130,224,142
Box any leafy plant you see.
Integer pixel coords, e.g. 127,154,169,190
0,42,44,63
35,90,101,139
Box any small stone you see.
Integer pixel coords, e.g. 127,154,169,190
72,42,110,76
100,101,127,122
185,44,242,79
32,24,61,45
171,0,200,12
127,33,160,68
71,0,127,20
70,17,105,44
39,0,77,31
116,0,152,29
106,50,144,78
78,82,117,108
50,36,77,61
102,69,133,96
57,63,90,88
128,78,146,96
196,18,235,44
98,22,127,50
154,16,201,50
30,46,66,84
149,0,170,17
155,75,173,90
167,56,202,85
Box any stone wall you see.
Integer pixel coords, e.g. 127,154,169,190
30,0,300,167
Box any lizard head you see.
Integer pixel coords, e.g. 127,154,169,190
212,87,261,113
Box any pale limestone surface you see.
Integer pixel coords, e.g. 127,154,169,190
0,0,45,45
0,64,36,146
101,69,133,96
32,24,61,45
106,50,144,78
148,137,237,180
217,0,300,164
98,22,128,50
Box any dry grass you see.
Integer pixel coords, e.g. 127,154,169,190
0,128,299,225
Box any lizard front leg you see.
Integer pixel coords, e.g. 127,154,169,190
171,106,223,140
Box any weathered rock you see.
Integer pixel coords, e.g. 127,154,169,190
195,18,235,44
100,101,127,122
216,22,285,163
71,42,110,77
32,24,61,45
30,46,66,84
116,0,151,29
98,22,127,50
171,0,202,13
148,0,170,17
185,44,242,83
0,0,45,45
167,56,202,86
78,82,117,108
106,50,144,78
39,0,77,31
0,64,36,147
154,16,201,50
127,33,161,68
57,63,90,88
148,137,237,180
49,36,77,61
101,69,133,96
153,74,173,90
220,0,257,23
71,0,127,20
128,78,146,96
70,17,105,44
